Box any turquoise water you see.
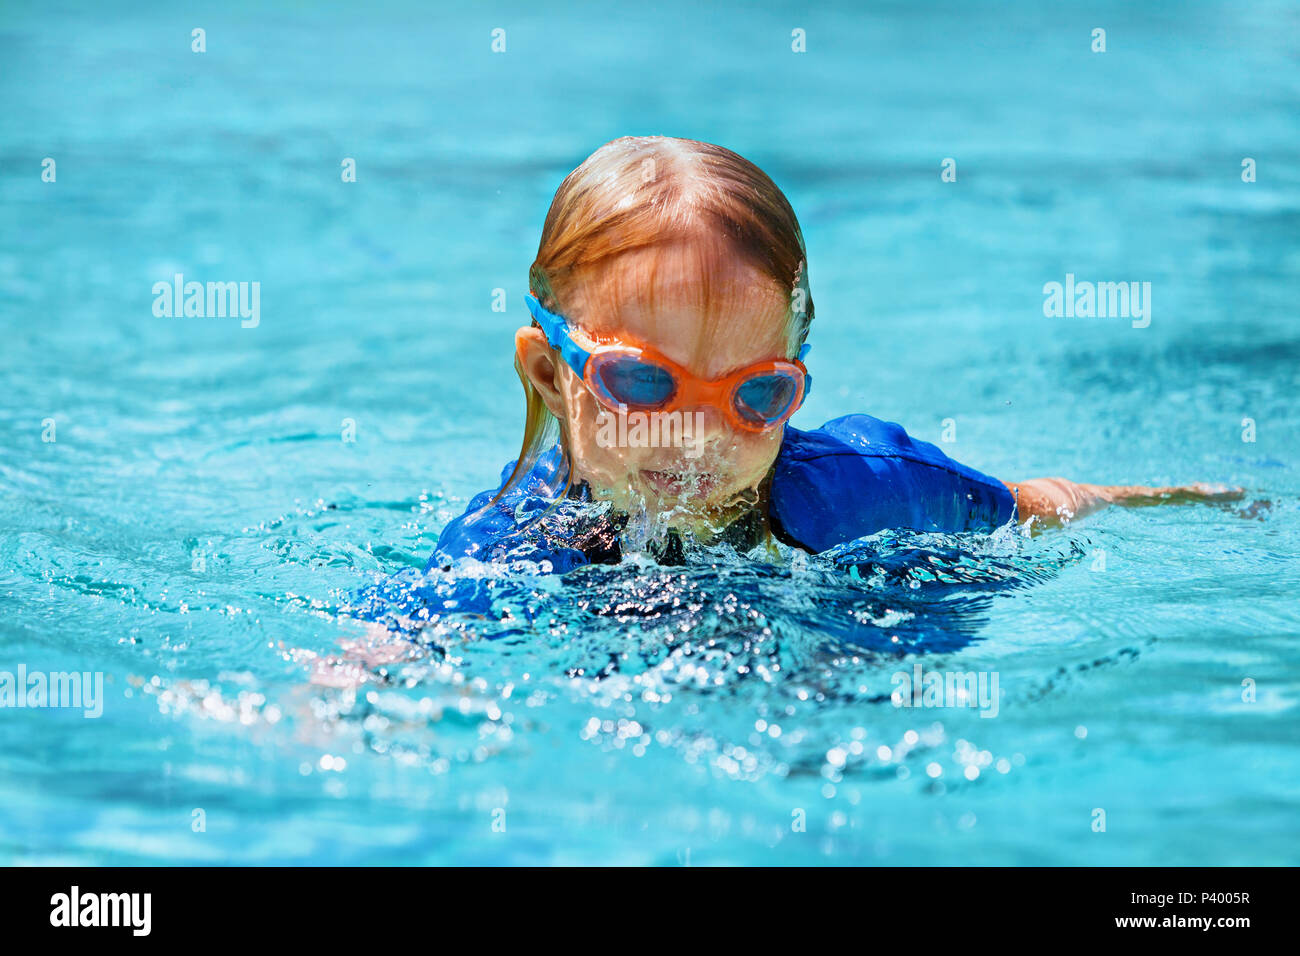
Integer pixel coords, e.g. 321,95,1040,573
2,0,1298,864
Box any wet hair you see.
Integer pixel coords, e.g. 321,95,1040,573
498,134,814,503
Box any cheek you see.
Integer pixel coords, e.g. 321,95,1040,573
559,376,637,480
727,429,784,483
558,373,597,435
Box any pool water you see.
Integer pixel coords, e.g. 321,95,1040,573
1,0,1298,864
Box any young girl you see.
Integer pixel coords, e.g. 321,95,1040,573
428,136,1238,578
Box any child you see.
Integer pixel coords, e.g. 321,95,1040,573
429,136,1238,576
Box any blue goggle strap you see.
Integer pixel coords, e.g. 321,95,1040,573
798,343,812,402
525,293,592,378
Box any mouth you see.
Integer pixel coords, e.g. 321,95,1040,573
639,469,720,499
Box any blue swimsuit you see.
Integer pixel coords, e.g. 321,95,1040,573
349,413,1015,634
430,413,1016,570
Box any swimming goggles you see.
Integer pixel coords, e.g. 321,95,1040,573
525,293,811,433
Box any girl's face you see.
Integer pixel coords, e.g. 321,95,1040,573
517,234,795,531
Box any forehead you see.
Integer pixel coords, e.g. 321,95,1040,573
563,237,792,376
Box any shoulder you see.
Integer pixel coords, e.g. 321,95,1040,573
772,414,1015,551
428,447,589,573
780,413,918,459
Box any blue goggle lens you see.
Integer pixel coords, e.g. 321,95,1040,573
591,356,676,408
734,372,799,425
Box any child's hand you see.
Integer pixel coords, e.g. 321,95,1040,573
1091,481,1246,506
1002,477,1246,526
306,622,415,689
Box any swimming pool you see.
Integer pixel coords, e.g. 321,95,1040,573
1,0,1297,864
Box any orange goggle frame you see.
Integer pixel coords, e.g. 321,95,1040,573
524,293,810,433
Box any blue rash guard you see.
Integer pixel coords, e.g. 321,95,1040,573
348,414,1016,626
431,413,1016,568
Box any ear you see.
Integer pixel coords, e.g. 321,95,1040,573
515,326,569,420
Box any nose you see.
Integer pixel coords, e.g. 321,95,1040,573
676,403,734,459
689,403,726,433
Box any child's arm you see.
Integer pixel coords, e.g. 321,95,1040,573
1002,477,1244,525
